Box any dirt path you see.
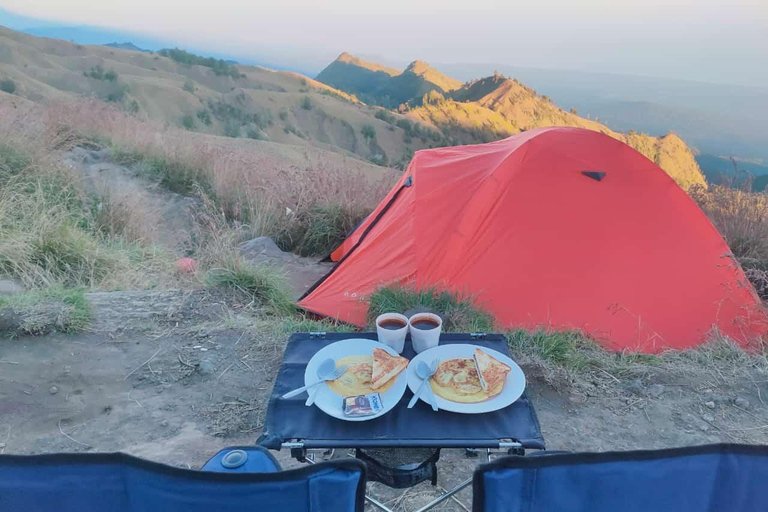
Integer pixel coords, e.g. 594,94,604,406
64,147,199,255
2,290,768,511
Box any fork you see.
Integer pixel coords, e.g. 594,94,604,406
282,364,349,399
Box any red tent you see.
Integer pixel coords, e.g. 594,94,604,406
298,127,767,352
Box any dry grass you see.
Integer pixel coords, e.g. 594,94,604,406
36,99,395,257
692,185,768,298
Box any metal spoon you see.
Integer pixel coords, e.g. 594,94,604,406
282,358,338,399
408,360,437,409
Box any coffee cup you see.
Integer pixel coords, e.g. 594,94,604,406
408,313,442,353
375,313,409,354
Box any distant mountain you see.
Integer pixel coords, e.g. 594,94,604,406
317,54,707,190
316,53,462,108
697,154,768,191
435,62,768,164
104,42,149,53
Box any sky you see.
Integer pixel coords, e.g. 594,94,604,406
3,0,767,86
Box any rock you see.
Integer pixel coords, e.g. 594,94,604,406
705,393,730,405
702,413,715,423
621,379,645,395
0,442,5,449
734,397,751,410
704,401,716,409
239,237,292,263
0,279,23,295
648,384,665,398
49,386,59,395
198,359,215,375
160,420,169,427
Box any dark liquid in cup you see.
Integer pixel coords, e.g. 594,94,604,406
379,319,406,330
411,319,439,330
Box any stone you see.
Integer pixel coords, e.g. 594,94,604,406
160,420,169,427
705,401,716,409
705,393,730,404
621,379,645,395
647,384,665,398
734,397,751,410
198,359,215,375
702,413,715,423
239,237,292,263
49,386,59,395
0,280,23,295
0,442,5,449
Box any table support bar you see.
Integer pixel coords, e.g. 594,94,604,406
366,494,395,512
413,477,472,512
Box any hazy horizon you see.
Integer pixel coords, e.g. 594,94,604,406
2,0,766,87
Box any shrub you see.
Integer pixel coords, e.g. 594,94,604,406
183,79,196,93
158,48,240,78
368,284,495,332
0,78,16,94
181,114,195,130
374,109,395,124
205,255,295,316
196,109,212,126
294,203,369,257
300,96,313,110
278,109,288,121
104,70,118,82
224,122,241,138
361,124,376,141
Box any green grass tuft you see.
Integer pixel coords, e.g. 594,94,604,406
294,203,367,257
0,287,91,334
368,283,495,332
280,315,356,334
205,255,295,316
112,148,212,196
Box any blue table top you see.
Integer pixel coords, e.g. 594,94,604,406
259,332,545,450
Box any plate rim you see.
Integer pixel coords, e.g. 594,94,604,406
406,343,526,414
304,337,408,422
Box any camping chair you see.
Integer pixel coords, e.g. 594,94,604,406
0,446,367,512
472,443,768,512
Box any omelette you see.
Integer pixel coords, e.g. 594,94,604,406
429,350,510,403
327,355,399,396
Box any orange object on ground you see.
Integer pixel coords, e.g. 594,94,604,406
175,257,198,274
298,127,767,352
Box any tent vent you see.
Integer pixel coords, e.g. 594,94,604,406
404,176,413,187
582,171,606,181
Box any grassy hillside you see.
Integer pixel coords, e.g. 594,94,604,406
0,28,435,167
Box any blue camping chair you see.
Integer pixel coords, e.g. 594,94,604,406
472,443,768,512
0,446,366,512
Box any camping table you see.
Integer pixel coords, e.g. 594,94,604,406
259,332,545,512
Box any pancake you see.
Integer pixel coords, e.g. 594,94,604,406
429,357,504,403
327,355,397,396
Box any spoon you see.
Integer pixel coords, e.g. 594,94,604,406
282,358,338,399
408,360,437,409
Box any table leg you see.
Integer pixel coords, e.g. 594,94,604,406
365,494,395,512
412,477,472,512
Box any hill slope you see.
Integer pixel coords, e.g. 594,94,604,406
0,27,436,167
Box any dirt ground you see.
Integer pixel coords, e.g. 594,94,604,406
3,289,768,511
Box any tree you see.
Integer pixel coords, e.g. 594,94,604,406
570,107,578,115
300,96,313,110
104,70,118,82
182,115,195,130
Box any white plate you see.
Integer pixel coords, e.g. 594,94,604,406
406,344,526,414
304,338,408,422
